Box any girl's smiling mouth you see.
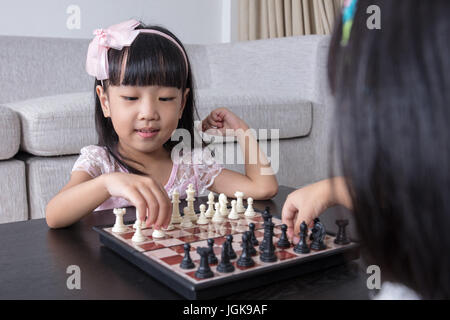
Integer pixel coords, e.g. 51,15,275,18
135,127,160,138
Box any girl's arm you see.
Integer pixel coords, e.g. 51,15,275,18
46,172,172,229
202,108,278,200
46,172,111,228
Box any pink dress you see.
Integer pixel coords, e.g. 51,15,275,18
71,145,223,211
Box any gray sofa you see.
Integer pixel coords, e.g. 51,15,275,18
0,34,333,224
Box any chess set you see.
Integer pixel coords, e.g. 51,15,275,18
93,184,360,299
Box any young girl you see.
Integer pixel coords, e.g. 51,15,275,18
46,20,278,229
283,0,450,299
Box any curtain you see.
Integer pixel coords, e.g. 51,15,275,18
239,0,344,41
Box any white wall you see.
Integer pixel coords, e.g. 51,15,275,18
0,0,238,44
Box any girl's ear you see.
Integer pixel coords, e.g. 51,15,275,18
96,85,111,118
179,88,190,119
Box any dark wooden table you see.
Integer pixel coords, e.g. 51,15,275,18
0,186,370,299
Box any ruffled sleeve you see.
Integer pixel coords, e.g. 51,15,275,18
71,145,113,178
192,147,224,195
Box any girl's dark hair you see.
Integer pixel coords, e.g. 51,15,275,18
328,0,450,298
94,22,196,174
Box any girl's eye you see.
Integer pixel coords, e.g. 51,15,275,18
122,96,138,101
159,97,176,102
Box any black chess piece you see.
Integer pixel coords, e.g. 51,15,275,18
334,219,350,245
260,222,278,262
237,233,255,267
195,247,214,279
245,231,257,256
248,223,259,246
207,238,218,264
277,224,291,248
294,221,310,254
217,241,235,273
226,235,237,259
180,243,195,269
310,219,327,251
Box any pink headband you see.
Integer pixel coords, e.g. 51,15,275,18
86,19,188,81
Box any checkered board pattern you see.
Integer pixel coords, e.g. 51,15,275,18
96,212,359,298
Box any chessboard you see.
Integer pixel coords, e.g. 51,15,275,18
93,194,359,299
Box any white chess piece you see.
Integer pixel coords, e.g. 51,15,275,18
180,207,194,228
170,190,182,224
244,197,256,217
234,191,246,214
186,184,197,222
196,204,209,225
152,228,166,238
228,200,239,220
212,202,224,223
219,193,229,217
112,208,128,233
205,192,215,218
131,219,147,243
133,209,146,229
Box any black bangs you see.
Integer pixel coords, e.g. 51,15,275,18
106,27,188,89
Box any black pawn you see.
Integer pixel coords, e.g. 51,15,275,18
277,224,291,248
334,219,350,245
237,233,255,267
195,247,214,279
245,231,257,256
248,223,259,246
294,221,310,254
226,235,237,259
310,219,327,251
180,243,195,269
217,241,235,273
207,238,218,264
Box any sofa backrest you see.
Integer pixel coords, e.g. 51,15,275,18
202,35,331,105
0,35,92,104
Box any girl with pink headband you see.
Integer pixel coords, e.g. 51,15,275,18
46,19,278,229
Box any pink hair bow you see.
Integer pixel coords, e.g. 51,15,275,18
86,19,188,81
86,19,142,80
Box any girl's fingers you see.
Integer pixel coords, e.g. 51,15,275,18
125,188,147,222
281,200,298,239
148,183,171,230
137,185,159,227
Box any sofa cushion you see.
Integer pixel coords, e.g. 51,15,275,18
0,159,28,223
195,89,312,142
5,88,311,156
5,92,96,156
0,105,20,160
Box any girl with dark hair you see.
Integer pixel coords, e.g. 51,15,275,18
282,0,449,299
46,20,278,229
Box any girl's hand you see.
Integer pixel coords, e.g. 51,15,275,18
201,107,249,135
102,172,172,229
281,180,333,243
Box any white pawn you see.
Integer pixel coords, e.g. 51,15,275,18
228,200,239,220
219,193,229,217
212,202,224,223
205,192,215,218
180,207,194,228
112,208,127,233
234,191,246,214
152,228,166,238
196,204,209,225
131,219,146,243
133,209,146,229
244,197,256,217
